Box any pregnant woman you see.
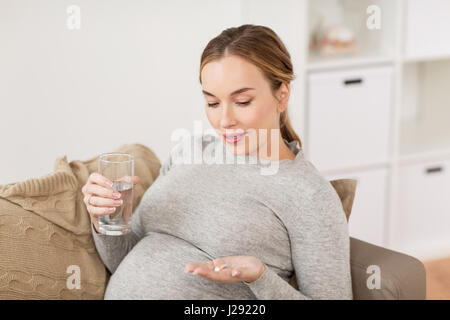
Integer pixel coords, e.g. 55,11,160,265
81,24,353,300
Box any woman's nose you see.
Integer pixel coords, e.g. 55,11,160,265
220,104,237,128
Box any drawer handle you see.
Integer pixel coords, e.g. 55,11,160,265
343,78,363,86
425,166,444,174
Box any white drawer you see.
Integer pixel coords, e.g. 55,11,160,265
325,167,388,247
405,0,450,58
392,158,450,251
307,65,393,171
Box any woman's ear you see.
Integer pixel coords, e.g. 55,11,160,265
276,83,290,112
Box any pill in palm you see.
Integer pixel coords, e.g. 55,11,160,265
214,264,228,272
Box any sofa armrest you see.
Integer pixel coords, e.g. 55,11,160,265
350,237,426,300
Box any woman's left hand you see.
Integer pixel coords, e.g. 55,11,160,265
184,255,265,284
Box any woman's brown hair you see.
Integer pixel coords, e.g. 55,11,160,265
199,24,302,148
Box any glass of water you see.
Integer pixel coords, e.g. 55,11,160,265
98,153,134,235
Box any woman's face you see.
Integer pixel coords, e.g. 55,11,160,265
201,54,290,157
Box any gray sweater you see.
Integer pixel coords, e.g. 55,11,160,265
91,134,353,300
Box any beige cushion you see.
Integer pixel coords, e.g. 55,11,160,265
0,143,161,299
329,179,357,222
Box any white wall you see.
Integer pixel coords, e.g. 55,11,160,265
0,0,305,184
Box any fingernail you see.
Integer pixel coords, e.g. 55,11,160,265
114,199,123,205
232,270,239,277
106,180,114,187
113,192,121,198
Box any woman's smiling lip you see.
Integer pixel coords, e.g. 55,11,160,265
222,131,248,144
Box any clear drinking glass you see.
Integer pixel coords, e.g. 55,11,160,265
98,153,134,235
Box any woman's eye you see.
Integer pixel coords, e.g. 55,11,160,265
237,100,251,106
207,100,251,108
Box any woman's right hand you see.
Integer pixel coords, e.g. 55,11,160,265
82,172,140,234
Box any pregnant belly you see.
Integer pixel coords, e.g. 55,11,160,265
104,232,256,300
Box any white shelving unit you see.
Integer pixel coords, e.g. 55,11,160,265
299,0,450,260
242,0,449,260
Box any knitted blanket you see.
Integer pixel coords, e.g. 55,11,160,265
0,143,161,299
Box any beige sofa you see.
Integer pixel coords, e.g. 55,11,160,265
0,143,426,299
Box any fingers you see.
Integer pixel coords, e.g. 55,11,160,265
82,173,139,197
82,172,138,225
184,261,214,275
88,172,113,189
184,261,208,273
84,184,120,200
114,175,140,185
185,256,257,283
87,204,117,216
185,260,241,282
85,195,123,207
185,258,229,273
